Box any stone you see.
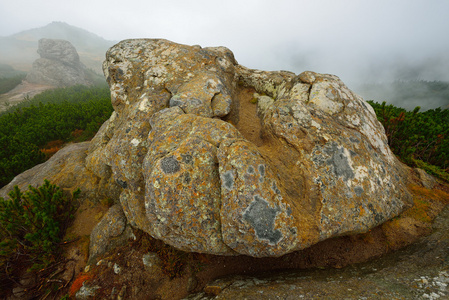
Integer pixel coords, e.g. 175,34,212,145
1,39,413,258
415,168,437,189
85,39,412,257
26,38,92,87
75,283,100,299
0,142,117,201
87,39,410,257
88,204,134,264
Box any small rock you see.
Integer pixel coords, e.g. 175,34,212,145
187,276,198,293
117,285,127,300
415,168,437,189
142,252,162,268
204,285,222,296
75,283,100,299
113,263,121,274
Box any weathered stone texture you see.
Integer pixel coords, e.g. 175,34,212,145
88,204,134,264
26,38,91,87
1,39,413,258
83,39,412,257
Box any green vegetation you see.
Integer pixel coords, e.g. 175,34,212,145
0,85,113,188
368,100,449,180
0,64,26,79
0,180,79,298
0,74,26,94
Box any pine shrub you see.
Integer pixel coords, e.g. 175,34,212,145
0,180,79,292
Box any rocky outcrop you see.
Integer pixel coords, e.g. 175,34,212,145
0,39,413,258
26,38,91,87
83,39,412,257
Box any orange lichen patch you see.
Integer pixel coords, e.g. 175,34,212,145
233,86,264,147
69,272,95,296
405,184,449,221
382,184,449,250
408,184,449,204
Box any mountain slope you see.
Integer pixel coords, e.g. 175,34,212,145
0,22,115,73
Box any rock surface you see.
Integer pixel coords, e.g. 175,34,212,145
88,204,134,264
83,38,412,257
26,38,91,87
186,203,449,299
0,142,119,202
0,38,413,257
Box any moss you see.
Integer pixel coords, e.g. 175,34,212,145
250,96,258,104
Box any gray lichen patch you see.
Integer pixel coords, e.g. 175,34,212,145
258,164,266,183
169,95,183,108
247,165,255,174
243,195,282,245
160,156,181,174
271,182,281,195
354,186,364,197
258,164,266,177
222,170,235,190
325,143,354,181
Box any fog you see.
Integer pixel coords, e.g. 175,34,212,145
1,0,449,108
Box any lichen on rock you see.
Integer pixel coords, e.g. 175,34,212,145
82,38,413,257
1,39,413,258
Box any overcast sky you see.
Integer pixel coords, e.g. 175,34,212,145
1,0,449,86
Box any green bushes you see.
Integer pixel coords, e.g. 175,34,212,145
368,100,449,180
0,180,79,296
0,85,113,188
0,74,26,94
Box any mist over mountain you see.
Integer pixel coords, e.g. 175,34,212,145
1,21,448,110
355,80,449,111
0,22,115,73
285,51,449,111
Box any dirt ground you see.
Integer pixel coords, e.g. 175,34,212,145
0,80,54,112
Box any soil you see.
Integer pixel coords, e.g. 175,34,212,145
233,86,264,147
0,80,55,112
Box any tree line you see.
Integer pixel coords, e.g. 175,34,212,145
368,100,449,181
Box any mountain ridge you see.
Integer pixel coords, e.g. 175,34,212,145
0,22,115,73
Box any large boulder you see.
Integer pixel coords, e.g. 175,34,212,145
83,39,412,257
26,38,91,87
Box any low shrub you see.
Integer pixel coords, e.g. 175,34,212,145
0,180,80,297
